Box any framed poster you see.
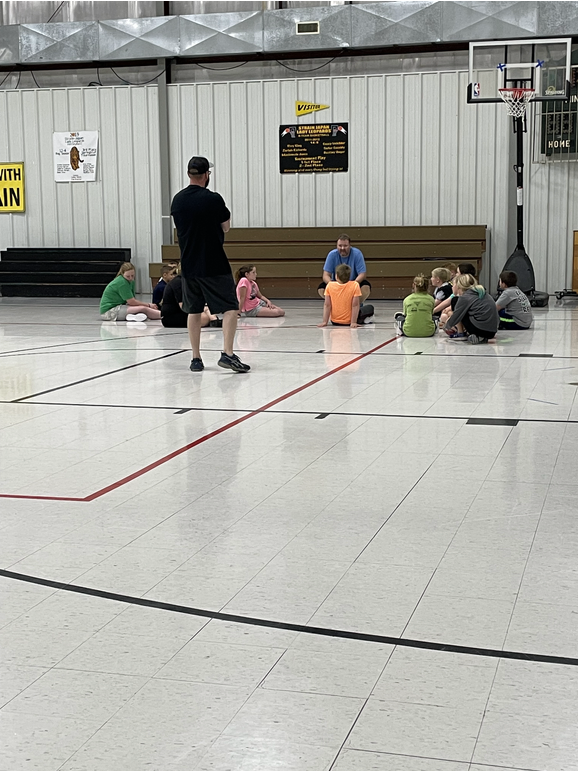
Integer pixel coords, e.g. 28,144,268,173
279,123,348,173
53,131,99,182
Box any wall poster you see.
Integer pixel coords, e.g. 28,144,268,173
279,123,348,173
0,163,25,212
53,131,99,182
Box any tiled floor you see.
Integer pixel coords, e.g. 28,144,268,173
1,296,577,771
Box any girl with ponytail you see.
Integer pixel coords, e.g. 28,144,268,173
235,265,285,318
395,275,436,337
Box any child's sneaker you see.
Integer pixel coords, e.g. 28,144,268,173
126,312,147,322
468,334,488,345
447,331,468,340
190,358,204,372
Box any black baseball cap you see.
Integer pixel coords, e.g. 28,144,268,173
187,156,213,174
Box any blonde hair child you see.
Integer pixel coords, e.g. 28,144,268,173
395,275,436,337
100,262,161,322
444,274,499,344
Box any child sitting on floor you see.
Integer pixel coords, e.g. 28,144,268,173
431,267,453,317
496,270,533,330
152,263,177,309
438,262,479,328
100,262,161,322
236,265,285,318
395,274,436,337
161,271,221,329
443,274,498,344
318,263,375,328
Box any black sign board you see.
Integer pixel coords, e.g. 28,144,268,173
279,123,348,173
541,67,578,157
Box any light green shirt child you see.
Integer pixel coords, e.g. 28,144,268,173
402,292,435,337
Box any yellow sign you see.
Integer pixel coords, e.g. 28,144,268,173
296,101,330,117
0,163,25,212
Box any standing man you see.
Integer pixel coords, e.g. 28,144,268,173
318,233,371,303
171,156,250,373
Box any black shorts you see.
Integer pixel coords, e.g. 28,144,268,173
318,279,372,291
498,310,529,330
461,315,496,339
161,310,188,328
181,273,238,315
450,295,458,311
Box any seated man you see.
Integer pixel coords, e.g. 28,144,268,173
317,233,371,303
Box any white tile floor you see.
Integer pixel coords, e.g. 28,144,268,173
0,296,578,770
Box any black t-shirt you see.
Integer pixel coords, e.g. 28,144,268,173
170,185,231,277
433,282,453,302
161,275,188,328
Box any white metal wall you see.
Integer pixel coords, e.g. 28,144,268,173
168,72,511,287
2,75,573,297
527,155,578,293
0,85,161,291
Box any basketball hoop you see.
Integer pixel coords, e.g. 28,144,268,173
498,88,536,118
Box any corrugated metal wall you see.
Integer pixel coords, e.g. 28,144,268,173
0,74,573,296
527,152,578,292
168,72,511,287
0,85,161,291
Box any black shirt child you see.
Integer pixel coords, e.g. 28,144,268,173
433,282,453,303
170,185,231,278
161,275,188,328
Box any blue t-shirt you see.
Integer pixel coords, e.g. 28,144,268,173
323,247,366,281
152,278,167,306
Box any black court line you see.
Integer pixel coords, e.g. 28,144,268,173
467,418,519,427
519,353,554,358
0,569,575,666
315,413,330,419
10,351,186,403
3,399,577,425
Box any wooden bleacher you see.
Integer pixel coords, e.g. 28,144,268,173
151,226,486,300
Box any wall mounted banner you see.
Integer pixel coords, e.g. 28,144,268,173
295,101,330,117
280,123,348,173
53,131,99,182
0,163,25,212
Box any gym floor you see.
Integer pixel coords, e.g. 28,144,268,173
0,297,577,771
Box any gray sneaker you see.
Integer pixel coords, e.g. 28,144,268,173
468,334,488,345
218,352,250,373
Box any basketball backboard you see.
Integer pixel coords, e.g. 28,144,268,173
468,38,572,104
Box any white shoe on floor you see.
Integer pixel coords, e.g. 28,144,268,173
126,313,147,322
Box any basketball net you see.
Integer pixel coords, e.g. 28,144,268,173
498,88,536,119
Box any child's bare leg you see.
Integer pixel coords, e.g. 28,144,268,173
439,308,451,327
127,305,161,320
256,306,285,317
200,310,211,327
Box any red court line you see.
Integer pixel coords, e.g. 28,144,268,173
0,336,398,502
